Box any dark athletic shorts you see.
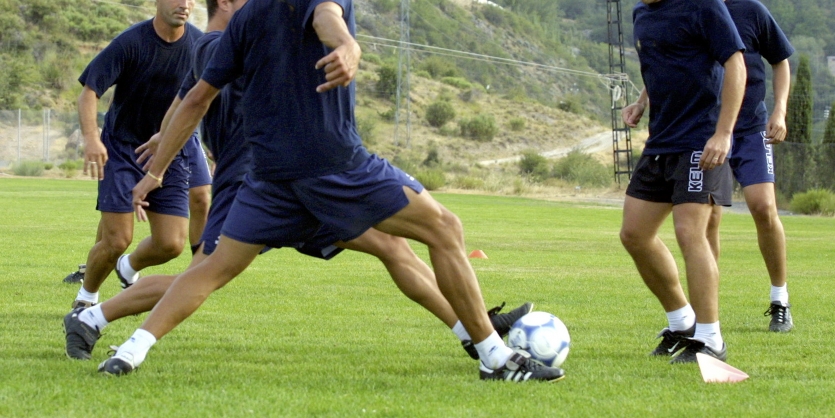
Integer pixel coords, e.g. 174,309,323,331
220,155,425,251
185,133,212,189
729,131,774,187
626,151,732,206
96,131,189,217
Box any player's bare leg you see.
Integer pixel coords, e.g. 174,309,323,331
188,185,211,250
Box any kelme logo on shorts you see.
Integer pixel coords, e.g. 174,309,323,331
688,151,703,192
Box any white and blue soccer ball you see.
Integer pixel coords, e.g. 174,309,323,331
507,311,570,367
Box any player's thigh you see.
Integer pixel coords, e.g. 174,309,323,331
671,202,713,245
621,195,671,242
98,211,135,250
339,228,413,259
374,187,462,247
742,182,778,216
145,211,188,248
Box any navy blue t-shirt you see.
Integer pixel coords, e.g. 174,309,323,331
78,20,203,146
200,0,370,181
725,0,794,136
633,0,745,154
179,31,248,194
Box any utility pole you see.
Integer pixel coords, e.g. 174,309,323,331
394,0,411,147
607,0,633,184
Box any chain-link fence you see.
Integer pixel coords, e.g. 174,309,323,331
0,109,85,168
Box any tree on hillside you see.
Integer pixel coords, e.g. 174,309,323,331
786,54,813,144
818,102,835,190
778,54,814,196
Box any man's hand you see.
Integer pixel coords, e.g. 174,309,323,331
622,102,646,128
765,112,787,144
136,133,161,171
315,40,361,93
132,174,162,222
699,133,732,171
83,138,108,180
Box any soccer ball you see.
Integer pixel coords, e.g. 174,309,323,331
507,311,570,367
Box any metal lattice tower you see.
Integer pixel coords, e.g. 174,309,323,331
394,0,411,146
607,0,633,184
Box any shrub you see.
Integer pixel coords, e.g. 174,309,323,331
378,107,396,122
422,148,441,168
356,116,376,145
425,101,456,128
518,150,550,180
509,118,525,131
12,160,44,177
459,114,498,142
441,77,472,90
59,159,79,178
415,169,446,190
363,53,383,66
419,56,460,79
376,65,398,99
553,150,612,188
557,95,584,114
43,163,54,170
454,176,484,190
790,189,835,215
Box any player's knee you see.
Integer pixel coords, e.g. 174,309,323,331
619,226,643,251
154,239,185,260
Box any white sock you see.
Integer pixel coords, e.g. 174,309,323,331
116,328,157,367
79,305,109,332
451,321,471,341
770,285,789,304
474,331,514,370
694,322,723,351
118,254,139,284
76,288,99,305
666,304,696,332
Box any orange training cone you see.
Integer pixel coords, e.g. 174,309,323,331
468,249,488,259
696,353,749,383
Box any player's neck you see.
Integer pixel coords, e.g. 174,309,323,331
152,17,186,43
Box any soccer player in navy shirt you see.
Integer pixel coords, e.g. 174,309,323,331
620,0,746,363
706,0,794,333
99,0,563,382
70,0,207,311
64,0,530,363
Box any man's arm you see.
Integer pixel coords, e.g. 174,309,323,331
78,86,106,180
700,51,746,170
312,2,361,93
766,58,791,144
132,80,219,221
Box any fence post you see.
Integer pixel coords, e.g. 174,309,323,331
17,109,21,164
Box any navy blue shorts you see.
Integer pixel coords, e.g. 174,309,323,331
626,151,732,206
221,155,424,250
729,131,774,187
185,133,212,189
97,131,190,217
199,182,342,260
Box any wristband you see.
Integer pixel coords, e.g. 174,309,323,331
147,172,163,183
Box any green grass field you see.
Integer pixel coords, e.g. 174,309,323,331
1,178,833,417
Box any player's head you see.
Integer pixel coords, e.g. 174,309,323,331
206,0,247,21
156,0,196,28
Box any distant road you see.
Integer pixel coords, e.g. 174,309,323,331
478,130,612,165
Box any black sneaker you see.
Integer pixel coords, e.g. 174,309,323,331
764,301,793,333
462,302,535,359
98,351,138,376
650,326,695,356
670,340,727,364
115,255,139,289
71,300,96,309
64,308,100,360
489,302,534,337
479,352,565,382
62,264,86,284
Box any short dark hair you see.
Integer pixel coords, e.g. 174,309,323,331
206,0,219,20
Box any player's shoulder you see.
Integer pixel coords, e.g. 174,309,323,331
110,19,154,44
185,22,204,41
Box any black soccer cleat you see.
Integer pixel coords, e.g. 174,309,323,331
62,264,86,284
489,302,534,337
670,340,727,364
98,354,138,376
64,308,100,360
115,255,139,289
71,299,96,309
764,301,793,333
650,325,695,357
479,352,565,382
461,302,535,360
